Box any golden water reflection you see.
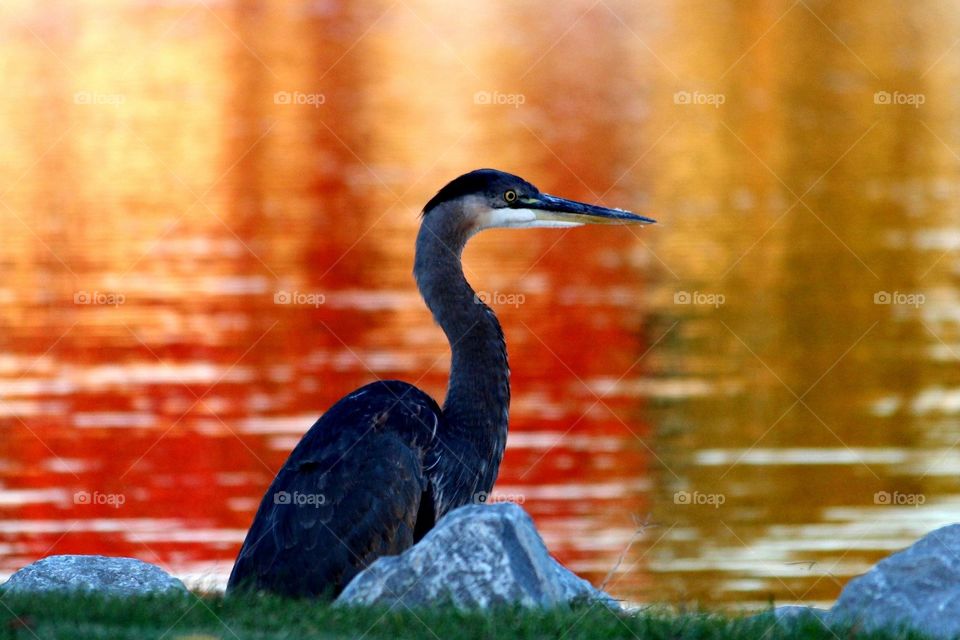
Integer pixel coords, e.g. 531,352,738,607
1,0,960,609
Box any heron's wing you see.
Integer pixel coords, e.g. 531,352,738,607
227,380,441,598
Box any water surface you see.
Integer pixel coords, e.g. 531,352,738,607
2,0,960,609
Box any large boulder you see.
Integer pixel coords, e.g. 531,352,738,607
1,555,187,596
829,524,960,638
337,503,616,609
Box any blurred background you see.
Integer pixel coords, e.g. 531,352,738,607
1,0,959,610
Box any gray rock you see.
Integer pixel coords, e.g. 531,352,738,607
831,524,960,639
1,555,188,596
337,503,617,609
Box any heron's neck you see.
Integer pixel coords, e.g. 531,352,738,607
414,211,510,500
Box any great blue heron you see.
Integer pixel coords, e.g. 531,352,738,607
227,168,654,598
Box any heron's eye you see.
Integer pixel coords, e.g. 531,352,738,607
504,190,517,203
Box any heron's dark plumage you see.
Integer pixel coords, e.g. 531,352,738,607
422,168,537,214
227,380,442,598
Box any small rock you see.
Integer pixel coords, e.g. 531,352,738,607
1,555,187,596
337,503,616,609
831,524,960,639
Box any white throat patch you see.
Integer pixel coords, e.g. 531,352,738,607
478,207,584,231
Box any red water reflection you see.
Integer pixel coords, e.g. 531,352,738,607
0,0,654,601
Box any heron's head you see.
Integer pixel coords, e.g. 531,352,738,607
422,168,655,237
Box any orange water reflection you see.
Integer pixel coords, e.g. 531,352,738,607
2,0,960,609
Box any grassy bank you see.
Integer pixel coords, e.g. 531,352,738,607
0,591,926,640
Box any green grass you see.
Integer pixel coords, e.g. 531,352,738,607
0,591,931,640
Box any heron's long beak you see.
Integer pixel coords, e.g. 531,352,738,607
519,193,655,226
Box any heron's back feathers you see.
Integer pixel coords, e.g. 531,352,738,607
227,380,441,598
